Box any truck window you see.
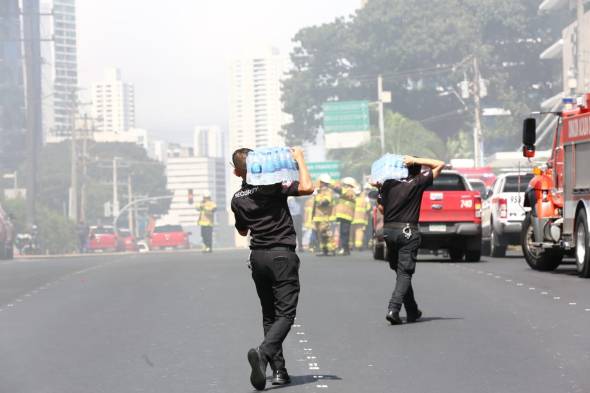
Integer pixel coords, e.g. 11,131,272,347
502,174,534,193
426,173,467,191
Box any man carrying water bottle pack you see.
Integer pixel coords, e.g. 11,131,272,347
230,147,314,391
374,155,445,325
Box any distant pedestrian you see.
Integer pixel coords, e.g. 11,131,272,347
376,156,444,325
230,147,314,391
76,221,89,254
287,197,303,251
197,193,217,253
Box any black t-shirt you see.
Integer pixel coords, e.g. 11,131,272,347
379,170,434,224
231,181,300,249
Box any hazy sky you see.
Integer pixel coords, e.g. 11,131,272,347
77,0,360,144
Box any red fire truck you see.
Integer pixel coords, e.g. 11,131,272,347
521,93,590,278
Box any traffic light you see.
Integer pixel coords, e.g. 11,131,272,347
187,189,194,205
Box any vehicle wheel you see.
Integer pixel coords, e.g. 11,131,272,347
490,230,507,258
373,242,385,260
521,213,562,271
449,248,464,262
465,249,481,262
574,209,590,278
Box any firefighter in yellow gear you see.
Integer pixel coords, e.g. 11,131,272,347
198,194,217,252
303,196,316,252
312,174,336,256
334,177,358,255
352,184,373,251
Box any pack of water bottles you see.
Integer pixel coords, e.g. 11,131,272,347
246,147,299,185
370,154,409,184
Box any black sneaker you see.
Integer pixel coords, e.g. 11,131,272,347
406,309,423,323
247,348,268,391
386,310,403,325
272,368,291,385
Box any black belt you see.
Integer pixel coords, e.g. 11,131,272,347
384,222,419,230
250,246,296,252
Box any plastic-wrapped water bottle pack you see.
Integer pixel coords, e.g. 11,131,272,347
246,147,299,185
370,154,409,184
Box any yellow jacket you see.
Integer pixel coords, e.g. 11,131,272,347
312,188,334,223
352,192,371,225
198,200,217,226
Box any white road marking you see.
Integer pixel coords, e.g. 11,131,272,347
293,324,301,328
307,356,317,359
517,283,524,287
494,276,501,279
296,332,305,335
585,309,590,312
7,304,14,307
529,287,536,290
569,302,577,306
554,297,561,300
299,339,308,343
541,291,549,295
505,279,512,282
316,384,328,388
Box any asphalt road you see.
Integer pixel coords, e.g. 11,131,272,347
0,250,588,393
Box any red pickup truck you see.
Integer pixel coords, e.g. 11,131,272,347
88,226,119,253
147,224,190,250
372,171,482,262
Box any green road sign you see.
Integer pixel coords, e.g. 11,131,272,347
307,161,341,180
323,100,370,133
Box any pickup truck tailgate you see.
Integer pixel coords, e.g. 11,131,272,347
421,191,480,223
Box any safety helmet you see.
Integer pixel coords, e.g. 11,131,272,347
341,177,357,187
318,174,332,184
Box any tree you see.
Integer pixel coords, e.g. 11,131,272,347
282,0,566,154
331,111,446,180
30,141,170,224
2,198,78,254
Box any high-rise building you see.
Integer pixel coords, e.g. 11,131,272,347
0,0,26,171
41,0,79,140
194,125,224,158
228,47,289,247
228,47,288,153
91,67,136,133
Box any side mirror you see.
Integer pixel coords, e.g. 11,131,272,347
522,118,536,158
485,188,493,200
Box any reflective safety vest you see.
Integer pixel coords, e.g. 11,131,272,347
198,200,217,227
352,192,371,225
303,197,315,229
312,188,334,223
333,187,356,222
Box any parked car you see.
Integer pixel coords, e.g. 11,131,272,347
481,172,534,257
373,171,482,262
467,178,487,198
147,224,190,250
117,229,137,252
88,225,118,253
0,204,14,260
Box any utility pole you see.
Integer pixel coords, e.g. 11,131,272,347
69,90,79,223
79,115,90,223
472,57,484,168
112,157,120,218
22,0,43,228
377,75,391,154
127,175,134,235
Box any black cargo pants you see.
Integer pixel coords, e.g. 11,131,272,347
250,248,300,371
383,226,421,313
